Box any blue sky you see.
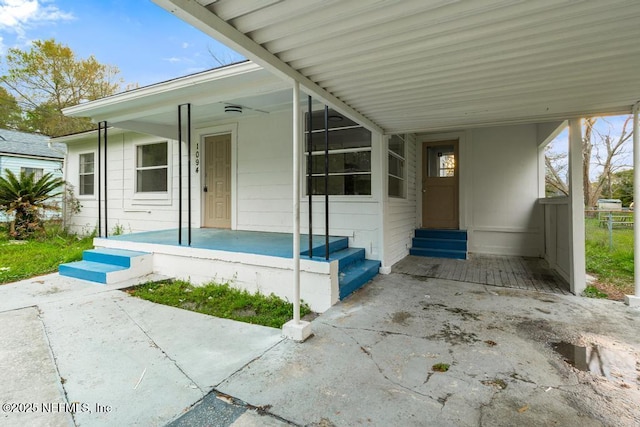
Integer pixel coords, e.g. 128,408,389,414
0,0,244,88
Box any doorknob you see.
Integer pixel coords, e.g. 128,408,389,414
203,186,208,192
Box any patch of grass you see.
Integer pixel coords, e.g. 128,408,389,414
0,223,93,285
584,218,633,296
432,363,450,372
128,280,312,329
583,285,608,299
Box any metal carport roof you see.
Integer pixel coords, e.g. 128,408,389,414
153,0,640,134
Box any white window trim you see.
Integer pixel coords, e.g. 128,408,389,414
388,134,407,199
132,140,172,204
77,150,96,200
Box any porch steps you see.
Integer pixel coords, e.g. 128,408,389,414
410,229,467,260
59,248,153,284
303,238,380,299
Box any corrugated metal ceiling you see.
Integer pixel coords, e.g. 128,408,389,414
167,0,640,133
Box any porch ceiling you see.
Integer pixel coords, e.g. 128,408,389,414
154,0,640,134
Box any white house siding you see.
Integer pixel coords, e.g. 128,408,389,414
383,133,417,268
0,155,64,221
64,113,385,262
234,111,294,232
465,124,543,257
66,132,184,235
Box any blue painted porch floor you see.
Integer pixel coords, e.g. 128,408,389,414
107,228,348,259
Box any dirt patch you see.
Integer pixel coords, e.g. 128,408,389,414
391,311,412,325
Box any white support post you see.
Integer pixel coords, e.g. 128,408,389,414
568,119,586,295
283,81,312,341
625,102,640,307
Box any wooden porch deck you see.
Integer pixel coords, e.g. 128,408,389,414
393,255,571,295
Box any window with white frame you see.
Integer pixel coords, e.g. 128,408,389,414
79,152,95,196
21,167,43,181
305,109,372,195
136,142,168,193
388,135,406,198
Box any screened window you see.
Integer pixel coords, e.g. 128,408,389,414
21,167,43,180
79,153,95,196
305,109,372,195
136,142,168,193
388,135,406,198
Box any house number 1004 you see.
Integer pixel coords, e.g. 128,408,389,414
195,142,200,173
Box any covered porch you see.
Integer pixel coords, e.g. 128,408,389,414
60,228,380,312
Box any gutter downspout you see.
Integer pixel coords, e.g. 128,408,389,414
283,81,312,341
625,102,640,307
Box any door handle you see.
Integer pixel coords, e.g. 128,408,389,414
203,186,208,192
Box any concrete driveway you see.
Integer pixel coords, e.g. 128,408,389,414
1,270,639,426
0,273,284,427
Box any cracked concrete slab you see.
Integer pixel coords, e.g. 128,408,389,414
0,273,286,427
218,273,640,426
0,307,72,427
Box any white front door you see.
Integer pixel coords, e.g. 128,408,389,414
204,134,231,228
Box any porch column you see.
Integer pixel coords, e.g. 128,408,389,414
568,119,586,295
283,81,312,341
625,102,640,307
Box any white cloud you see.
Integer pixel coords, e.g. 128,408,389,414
163,57,181,63
0,0,74,35
181,42,189,49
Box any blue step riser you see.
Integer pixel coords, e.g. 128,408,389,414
300,238,349,257
410,247,466,260
339,260,381,299
83,251,132,268
59,265,107,284
412,238,467,251
337,248,365,270
415,229,467,240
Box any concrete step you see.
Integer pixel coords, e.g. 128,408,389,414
412,237,467,251
59,248,153,285
300,237,349,257
83,248,151,268
409,247,467,260
339,259,381,299
415,229,467,240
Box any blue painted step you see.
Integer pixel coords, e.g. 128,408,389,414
300,237,349,257
59,247,152,284
410,229,468,260
303,239,379,299
339,259,381,299
412,237,466,251
410,247,466,260
83,248,150,267
59,260,127,284
415,229,467,240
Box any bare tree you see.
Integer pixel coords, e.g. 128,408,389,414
544,115,633,206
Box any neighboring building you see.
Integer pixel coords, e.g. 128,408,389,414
0,128,66,221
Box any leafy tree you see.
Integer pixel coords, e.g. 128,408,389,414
0,169,64,239
610,169,633,207
0,39,124,136
0,86,22,129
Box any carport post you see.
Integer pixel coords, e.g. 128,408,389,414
283,81,312,341
625,102,640,307
568,119,586,295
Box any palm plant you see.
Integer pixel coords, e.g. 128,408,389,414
0,169,64,239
